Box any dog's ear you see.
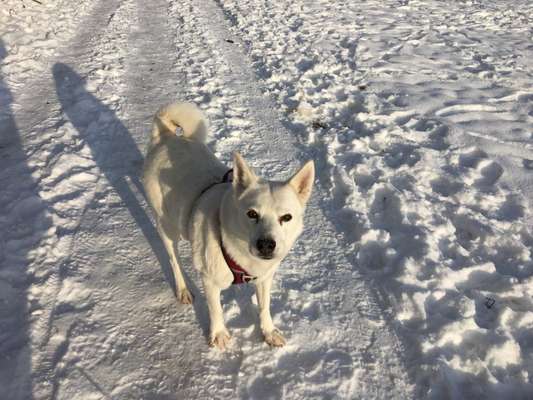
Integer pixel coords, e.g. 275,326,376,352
288,160,315,205
233,152,257,193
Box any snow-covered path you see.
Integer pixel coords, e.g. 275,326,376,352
1,0,532,399
2,0,411,398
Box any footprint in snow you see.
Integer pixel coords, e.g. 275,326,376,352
409,118,450,150
430,175,463,197
474,159,503,188
248,347,354,397
458,147,487,169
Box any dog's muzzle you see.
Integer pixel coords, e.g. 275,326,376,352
256,237,276,259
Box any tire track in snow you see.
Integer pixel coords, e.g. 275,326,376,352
40,0,194,397
0,1,151,397
53,0,227,397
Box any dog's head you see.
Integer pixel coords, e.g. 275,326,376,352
228,153,314,262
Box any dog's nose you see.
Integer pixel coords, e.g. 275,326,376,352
256,237,276,258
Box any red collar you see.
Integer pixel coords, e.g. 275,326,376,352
221,245,257,284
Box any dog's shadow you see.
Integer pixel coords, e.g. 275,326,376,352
52,63,210,335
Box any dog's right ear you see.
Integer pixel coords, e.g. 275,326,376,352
233,152,257,194
288,160,315,206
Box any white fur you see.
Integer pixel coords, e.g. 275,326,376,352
143,102,314,349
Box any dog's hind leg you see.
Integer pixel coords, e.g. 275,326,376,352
156,221,194,305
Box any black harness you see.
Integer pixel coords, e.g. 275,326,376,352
198,169,233,197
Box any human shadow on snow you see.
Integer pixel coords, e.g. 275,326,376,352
0,39,35,400
52,63,210,335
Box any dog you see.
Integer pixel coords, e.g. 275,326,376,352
142,103,314,349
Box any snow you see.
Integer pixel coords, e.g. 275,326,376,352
1,0,533,399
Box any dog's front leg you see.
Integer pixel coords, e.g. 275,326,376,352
203,278,231,350
255,276,286,347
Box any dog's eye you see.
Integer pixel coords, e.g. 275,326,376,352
279,214,292,224
247,209,259,219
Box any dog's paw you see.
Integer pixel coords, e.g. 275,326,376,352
178,288,194,305
264,329,286,347
209,329,231,350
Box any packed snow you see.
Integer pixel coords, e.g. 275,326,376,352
1,0,532,399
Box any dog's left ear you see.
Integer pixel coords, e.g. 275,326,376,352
233,152,257,194
288,160,315,205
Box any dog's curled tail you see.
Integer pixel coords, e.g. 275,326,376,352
150,102,208,145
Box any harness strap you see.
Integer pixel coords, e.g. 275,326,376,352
198,169,233,197
196,169,256,284
221,245,257,284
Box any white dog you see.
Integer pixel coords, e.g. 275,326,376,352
143,103,314,349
